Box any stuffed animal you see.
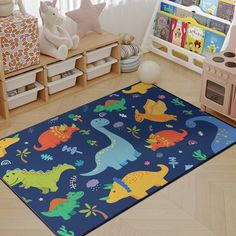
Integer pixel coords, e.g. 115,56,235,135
39,0,80,60
0,0,26,17
119,33,135,45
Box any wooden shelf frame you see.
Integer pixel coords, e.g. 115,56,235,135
0,31,121,128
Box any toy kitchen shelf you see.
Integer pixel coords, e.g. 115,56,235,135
142,0,236,74
0,31,121,128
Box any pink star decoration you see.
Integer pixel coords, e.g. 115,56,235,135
66,0,106,38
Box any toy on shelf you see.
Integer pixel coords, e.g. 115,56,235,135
66,0,106,38
39,0,80,60
0,0,26,17
120,33,141,73
200,25,236,121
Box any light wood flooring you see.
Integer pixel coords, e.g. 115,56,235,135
0,53,235,236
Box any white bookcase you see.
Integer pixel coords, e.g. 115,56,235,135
142,0,236,74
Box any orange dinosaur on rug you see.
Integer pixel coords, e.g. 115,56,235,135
135,99,177,123
145,129,188,151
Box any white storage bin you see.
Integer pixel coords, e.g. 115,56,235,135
48,69,83,94
8,82,44,110
86,43,118,64
5,68,43,92
47,55,82,77
87,57,117,81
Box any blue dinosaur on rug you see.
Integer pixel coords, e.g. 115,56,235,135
81,118,141,176
0,82,235,236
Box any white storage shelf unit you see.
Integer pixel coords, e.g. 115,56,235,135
87,57,118,81
6,69,44,110
46,55,83,95
8,82,44,110
142,0,236,74
86,43,118,80
86,43,118,64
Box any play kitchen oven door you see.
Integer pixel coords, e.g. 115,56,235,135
201,71,232,115
231,84,236,118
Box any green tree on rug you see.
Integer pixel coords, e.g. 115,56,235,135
192,150,207,161
79,203,109,219
182,110,193,115
57,225,75,236
16,148,31,163
127,126,141,139
171,98,185,107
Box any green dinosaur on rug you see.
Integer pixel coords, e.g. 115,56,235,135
3,164,75,194
93,98,127,112
41,191,84,220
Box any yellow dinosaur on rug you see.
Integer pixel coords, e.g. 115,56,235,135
122,83,154,94
135,99,177,123
105,164,169,203
0,134,20,158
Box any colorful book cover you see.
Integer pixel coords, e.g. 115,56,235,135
217,0,235,21
210,19,228,33
199,0,219,15
153,13,172,41
176,8,193,18
182,0,200,6
169,18,188,47
160,2,177,15
185,24,205,54
202,31,225,57
192,13,211,27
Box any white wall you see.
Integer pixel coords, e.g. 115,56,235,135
22,0,156,44
100,0,156,44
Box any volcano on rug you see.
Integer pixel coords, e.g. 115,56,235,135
0,82,235,236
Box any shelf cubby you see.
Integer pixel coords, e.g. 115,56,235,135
0,31,121,128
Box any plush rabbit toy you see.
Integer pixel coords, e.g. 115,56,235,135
0,0,26,17
39,0,80,60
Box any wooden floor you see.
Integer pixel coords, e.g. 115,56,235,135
0,53,235,236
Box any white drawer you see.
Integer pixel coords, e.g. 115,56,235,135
5,68,43,92
8,82,44,110
87,57,117,81
48,69,83,94
47,55,82,77
86,43,118,64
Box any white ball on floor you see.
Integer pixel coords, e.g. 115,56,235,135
137,60,160,84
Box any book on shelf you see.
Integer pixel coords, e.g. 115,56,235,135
185,22,205,54
160,2,177,15
217,0,235,21
199,0,219,15
176,8,193,18
210,19,229,33
153,12,172,41
202,30,225,57
169,18,188,47
192,13,211,27
181,0,200,6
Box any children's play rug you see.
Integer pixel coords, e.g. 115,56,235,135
0,83,236,236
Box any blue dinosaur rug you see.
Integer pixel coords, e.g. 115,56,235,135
0,82,235,236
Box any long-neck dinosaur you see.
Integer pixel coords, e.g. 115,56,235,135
81,118,141,176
